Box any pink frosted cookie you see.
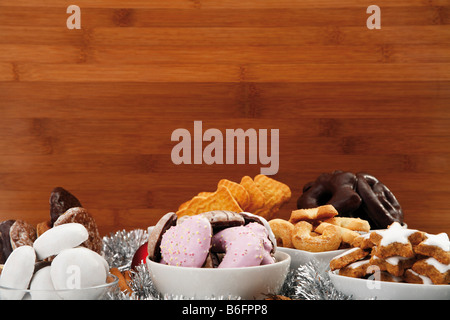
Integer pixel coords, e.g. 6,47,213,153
160,215,212,267
211,223,272,268
245,222,275,265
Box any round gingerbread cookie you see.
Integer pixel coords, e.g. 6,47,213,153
53,207,102,254
9,220,37,250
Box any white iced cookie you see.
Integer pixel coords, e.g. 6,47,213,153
0,245,36,300
29,266,60,300
50,247,107,300
33,223,89,260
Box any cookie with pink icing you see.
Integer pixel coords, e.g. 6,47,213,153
211,223,274,268
160,215,212,267
244,222,275,265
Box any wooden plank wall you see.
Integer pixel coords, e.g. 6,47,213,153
0,0,449,236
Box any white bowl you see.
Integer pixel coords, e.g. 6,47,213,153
278,247,350,271
146,251,291,300
0,273,118,300
329,271,450,300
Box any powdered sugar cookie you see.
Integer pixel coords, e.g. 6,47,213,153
370,222,424,258
330,247,369,271
369,255,416,277
403,269,433,285
412,257,450,285
351,232,374,250
53,207,102,254
414,232,449,265
338,259,371,278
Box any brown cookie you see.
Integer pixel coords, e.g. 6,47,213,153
36,220,51,237
330,247,369,271
200,210,245,231
0,220,15,264
147,212,177,262
49,187,82,226
9,220,37,250
53,207,102,254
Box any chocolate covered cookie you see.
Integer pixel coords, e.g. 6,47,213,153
147,212,177,262
0,220,15,264
297,171,362,216
200,210,245,231
49,187,82,226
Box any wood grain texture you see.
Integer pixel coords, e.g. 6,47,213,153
0,0,449,236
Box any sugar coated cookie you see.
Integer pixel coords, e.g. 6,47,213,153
0,245,36,300
160,215,212,267
33,223,89,260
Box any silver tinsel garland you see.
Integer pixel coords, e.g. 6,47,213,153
102,229,352,300
103,229,148,271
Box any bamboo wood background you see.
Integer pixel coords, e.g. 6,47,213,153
0,0,449,236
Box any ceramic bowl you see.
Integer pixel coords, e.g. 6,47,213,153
278,247,350,271
0,273,118,300
146,251,291,299
329,271,450,300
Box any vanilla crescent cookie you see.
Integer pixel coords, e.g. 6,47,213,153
268,219,294,248
291,221,341,252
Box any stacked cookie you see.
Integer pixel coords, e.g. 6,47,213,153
330,222,450,285
297,170,403,229
148,210,277,268
0,187,102,266
176,175,291,220
0,187,106,299
268,205,371,252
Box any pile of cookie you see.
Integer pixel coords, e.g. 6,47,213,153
0,187,108,299
297,170,403,229
330,222,450,285
0,187,102,265
147,210,277,268
269,204,371,252
176,174,291,220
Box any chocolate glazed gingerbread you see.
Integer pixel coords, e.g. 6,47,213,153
297,171,404,229
297,171,362,216
49,187,82,226
0,220,15,264
356,173,403,229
